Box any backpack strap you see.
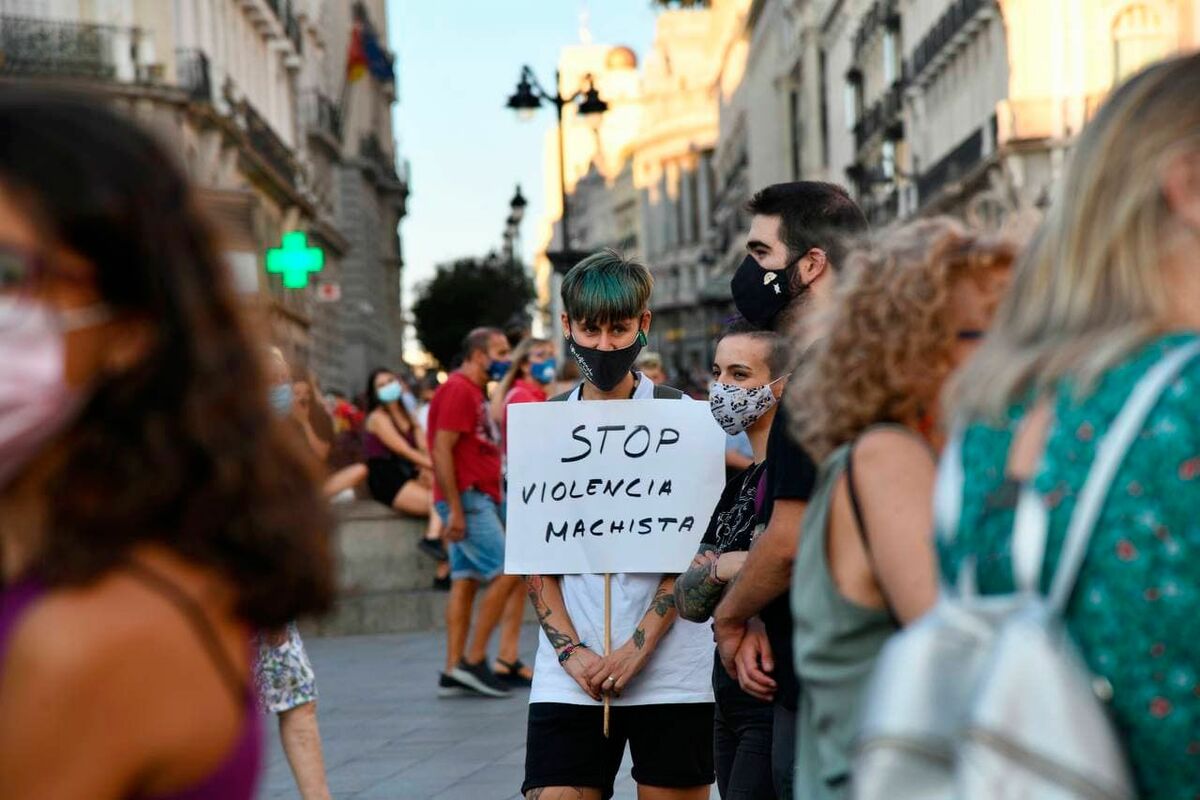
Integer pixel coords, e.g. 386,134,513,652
845,445,872,551
651,384,685,399
1011,485,1049,594
933,421,965,543
548,382,685,402
1046,339,1200,613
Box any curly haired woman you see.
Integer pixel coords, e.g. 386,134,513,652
783,218,1013,799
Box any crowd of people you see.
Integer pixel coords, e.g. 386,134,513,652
0,51,1198,800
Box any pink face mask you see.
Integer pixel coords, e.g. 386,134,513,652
0,300,110,488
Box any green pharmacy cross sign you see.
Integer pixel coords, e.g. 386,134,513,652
266,231,325,289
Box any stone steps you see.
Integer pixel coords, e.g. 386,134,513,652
303,499,537,637
303,499,447,636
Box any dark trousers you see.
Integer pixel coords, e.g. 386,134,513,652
771,703,796,800
714,692,776,799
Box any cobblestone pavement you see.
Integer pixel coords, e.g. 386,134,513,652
257,625,641,799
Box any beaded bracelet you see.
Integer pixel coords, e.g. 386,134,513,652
558,641,586,664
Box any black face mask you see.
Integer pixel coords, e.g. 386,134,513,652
730,254,802,328
567,330,647,392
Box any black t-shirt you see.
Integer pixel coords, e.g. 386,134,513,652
702,462,774,709
702,462,767,554
759,398,818,711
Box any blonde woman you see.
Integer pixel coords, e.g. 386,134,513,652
785,219,1014,799
939,54,1200,799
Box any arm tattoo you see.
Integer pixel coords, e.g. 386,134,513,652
527,789,586,799
525,575,573,652
633,627,646,650
652,583,676,617
673,546,723,621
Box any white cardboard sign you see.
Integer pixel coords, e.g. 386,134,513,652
504,399,726,575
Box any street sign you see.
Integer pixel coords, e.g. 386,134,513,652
315,281,342,302
266,231,325,289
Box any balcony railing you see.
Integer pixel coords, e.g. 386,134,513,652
909,0,996,83
234,95,297,187
176,48,211,103
852,0,900,64
854,80,906,152
360,133,403,186
284,10,302,54
264,0,302,54
916,127,983,203
301,90,342,143
0,15,120,80
0,15,222,110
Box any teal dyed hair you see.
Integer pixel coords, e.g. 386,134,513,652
561,249,653,325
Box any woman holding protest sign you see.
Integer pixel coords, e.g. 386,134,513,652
674,323,789,800
521,250,715,800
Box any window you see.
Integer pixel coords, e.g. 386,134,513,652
883,29,898,85
1112,4,1169,83
844,80,858,131
674,167,685,249
789,89,801,180
818,50,830,167
881,140,896,180
688,168,701,244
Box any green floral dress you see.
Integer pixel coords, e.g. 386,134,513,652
938,333,1200,800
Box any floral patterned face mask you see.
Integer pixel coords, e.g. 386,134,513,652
708,376,787,435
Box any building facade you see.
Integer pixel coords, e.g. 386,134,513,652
632,7,723,381
536,8,739,380
532,43,643,337
827,0,1200,225
0,0,408,395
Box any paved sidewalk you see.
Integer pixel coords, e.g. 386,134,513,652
257,625,641,799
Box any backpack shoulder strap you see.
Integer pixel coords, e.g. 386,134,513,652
933,421,965,543
1048,339,1200,612
549,382,683,401
652,384,685,400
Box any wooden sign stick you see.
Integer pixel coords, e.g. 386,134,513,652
603,572,612,738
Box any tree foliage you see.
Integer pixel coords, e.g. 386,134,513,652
411,257,535,368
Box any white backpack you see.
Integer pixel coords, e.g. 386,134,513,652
852,340,1200,800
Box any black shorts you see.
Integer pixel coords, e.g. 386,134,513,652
366,458,416,506
522,702,715,799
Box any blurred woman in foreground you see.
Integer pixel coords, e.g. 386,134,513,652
940,53,1200,798
787,218,1013,798
0,92,333,798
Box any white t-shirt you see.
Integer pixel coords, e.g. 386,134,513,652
529,375,715,706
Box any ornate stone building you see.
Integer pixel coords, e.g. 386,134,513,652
0,0,408,394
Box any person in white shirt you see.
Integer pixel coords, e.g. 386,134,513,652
521,250,715,800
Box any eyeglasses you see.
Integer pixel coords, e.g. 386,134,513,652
0,244,111,333
0,244,42,296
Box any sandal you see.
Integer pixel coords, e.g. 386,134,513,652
493,658,534,687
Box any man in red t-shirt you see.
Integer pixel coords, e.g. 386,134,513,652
427,326,523,698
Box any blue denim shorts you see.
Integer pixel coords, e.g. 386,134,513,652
435,489,505,581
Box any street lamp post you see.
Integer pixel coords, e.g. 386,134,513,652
504,183,527,267
506,65,608,274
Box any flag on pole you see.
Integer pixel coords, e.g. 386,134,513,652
346,23,368,82
361,23,395,83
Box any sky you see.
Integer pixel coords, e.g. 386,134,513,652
385,0,660,318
